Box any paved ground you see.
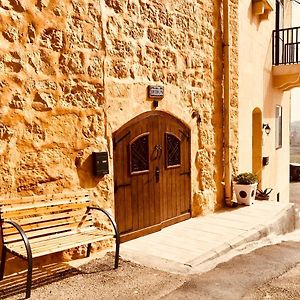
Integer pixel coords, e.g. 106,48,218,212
0,253,186,300
162,239,300,300
121,201,295,274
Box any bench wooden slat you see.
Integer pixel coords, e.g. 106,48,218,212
7,230,114,258
10,235,113,258
11,229,113,254
6,226,111,251
4,227,89,248
3,220,96,244
1,202,90,219
3,214,94,236
0,194,55,205
0,192,89,205
1,197,89,213
1,211,93,228
32,235,114,257
3,224,96,245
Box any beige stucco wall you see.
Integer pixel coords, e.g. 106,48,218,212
0,0,239,219
238,0,291,202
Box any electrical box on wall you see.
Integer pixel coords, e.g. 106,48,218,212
92,152,109,176
262,156,269,166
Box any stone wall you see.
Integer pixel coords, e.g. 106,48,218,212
0,0,109,206
229,0,239,177
0,0,238,215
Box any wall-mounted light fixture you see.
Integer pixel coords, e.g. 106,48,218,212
262,123,271,135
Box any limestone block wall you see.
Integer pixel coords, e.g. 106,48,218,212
0,0,238,215
0,0,109,206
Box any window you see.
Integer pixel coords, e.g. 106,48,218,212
275,105,282,149
165,133,181,168
130,133,149,174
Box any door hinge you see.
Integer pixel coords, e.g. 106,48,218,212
180,171,191,176
114,183,131,193
179,129,190,140
113,131,131,149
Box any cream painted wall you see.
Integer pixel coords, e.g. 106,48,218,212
238,0,291,202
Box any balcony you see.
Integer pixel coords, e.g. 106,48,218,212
272,26,300,91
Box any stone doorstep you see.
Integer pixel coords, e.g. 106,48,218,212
120,202,295,274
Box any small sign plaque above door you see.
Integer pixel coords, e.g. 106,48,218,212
148,85,164,99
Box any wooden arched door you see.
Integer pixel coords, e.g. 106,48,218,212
113,111,191,242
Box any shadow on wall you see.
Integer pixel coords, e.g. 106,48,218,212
76,154,104,188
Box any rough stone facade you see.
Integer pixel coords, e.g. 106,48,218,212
0,0,238,217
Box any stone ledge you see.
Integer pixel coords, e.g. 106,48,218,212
252,0,274,16
273,64,300,91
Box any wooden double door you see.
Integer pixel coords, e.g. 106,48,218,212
113,111,191,242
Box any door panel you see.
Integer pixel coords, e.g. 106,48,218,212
114,130,132,234
113,111,191,241
160,118,190,222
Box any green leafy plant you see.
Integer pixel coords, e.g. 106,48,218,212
234,172,258,185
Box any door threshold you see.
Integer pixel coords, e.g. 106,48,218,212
120,212,191,243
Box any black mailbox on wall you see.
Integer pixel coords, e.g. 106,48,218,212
92,152,109,176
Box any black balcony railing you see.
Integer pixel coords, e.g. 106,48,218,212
272,27,300,65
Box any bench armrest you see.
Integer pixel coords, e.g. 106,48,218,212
87,207,120,244
87,206,120,269
2,220,33,259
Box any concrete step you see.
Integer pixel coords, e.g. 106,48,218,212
121,201,295,274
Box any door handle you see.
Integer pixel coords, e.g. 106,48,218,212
152,145,162,160
155,166,160,182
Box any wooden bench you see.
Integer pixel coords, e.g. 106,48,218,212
0,192,120,299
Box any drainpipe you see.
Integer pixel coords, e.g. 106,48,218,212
223,0,232,206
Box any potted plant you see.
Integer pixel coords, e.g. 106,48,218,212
233,172,258,205
255,188,273,200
